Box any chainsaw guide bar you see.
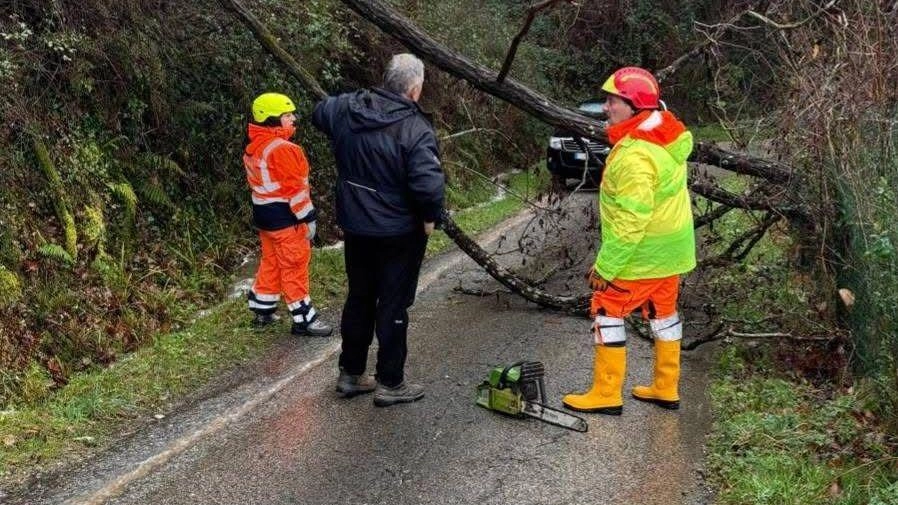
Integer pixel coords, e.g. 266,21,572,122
476,361,588,433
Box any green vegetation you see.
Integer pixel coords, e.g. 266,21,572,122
831,119,898,431
0,302,265,474
699,174,898,504
428,168,549,254
0,165,549,480
710,347,898,505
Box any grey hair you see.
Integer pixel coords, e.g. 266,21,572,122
382,53,424,96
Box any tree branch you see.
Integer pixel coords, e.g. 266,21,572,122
692,142,794,184
700,212,780,267
746,1,838,30
440,211,590,314
497,0,573,83
341,0,606,141
656,11,745,83
689,180,805,217
682,322,726,350
339,0,811,193
693,203,735,229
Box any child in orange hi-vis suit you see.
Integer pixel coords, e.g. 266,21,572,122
242,92,332,337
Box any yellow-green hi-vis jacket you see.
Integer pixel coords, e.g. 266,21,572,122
594,110,697,281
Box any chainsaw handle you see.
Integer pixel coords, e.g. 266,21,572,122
498,361,526,388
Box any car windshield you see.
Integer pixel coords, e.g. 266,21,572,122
578,101,605,117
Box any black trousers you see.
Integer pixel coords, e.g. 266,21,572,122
338,230,428,387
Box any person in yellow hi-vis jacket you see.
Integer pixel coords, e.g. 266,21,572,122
562,67,696,415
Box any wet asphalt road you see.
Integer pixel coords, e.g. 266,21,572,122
10,193,714,505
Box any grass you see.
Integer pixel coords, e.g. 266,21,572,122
691,122,734,142
427,168,549,254
0,166,549,482
699,176,898,505
709,347,898,505
0,302,266,475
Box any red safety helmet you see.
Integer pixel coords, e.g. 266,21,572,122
601,67,660,109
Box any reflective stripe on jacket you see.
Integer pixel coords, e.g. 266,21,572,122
243,123,315,230
594,110,696,281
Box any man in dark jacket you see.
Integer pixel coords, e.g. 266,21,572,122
312,53,445,407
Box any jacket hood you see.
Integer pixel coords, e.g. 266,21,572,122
346,88,419,132
245,123,295,154
607,110,693,164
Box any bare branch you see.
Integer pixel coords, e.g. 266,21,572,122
497,0,574,83
693,203,735,229
656,11,744,83
340,0,607,141
731,213,779,261
700,212,781,267
441,211,590,314
682,322,726,350
443,161,551,213
682,324,833,350
689,180,803,215
440,127,501,141
746,0,838,30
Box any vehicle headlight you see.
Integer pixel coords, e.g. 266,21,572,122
549,137,563,150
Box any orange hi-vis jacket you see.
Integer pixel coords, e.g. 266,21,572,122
243,123,316,231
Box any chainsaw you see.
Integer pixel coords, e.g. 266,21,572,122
475,361,588,432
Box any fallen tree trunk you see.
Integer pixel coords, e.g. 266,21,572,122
341,0,794,182
340,0,812,225
340,0,607,141
225,0,811,320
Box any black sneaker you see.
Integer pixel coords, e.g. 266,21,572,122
251,313,281,327
291,319,333,337
336,371,376,398
373,382,425,407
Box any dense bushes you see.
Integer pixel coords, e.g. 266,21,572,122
762,0,898,426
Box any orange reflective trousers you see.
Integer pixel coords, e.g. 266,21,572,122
251,224,311,308
590,275,680,319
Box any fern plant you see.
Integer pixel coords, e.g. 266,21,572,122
134,177,177,212
37,243,74,266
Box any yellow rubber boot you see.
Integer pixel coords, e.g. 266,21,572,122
562,345,626,415
632,339,681,409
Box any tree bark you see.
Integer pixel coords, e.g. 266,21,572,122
341,0,608,142
692,142,794,184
